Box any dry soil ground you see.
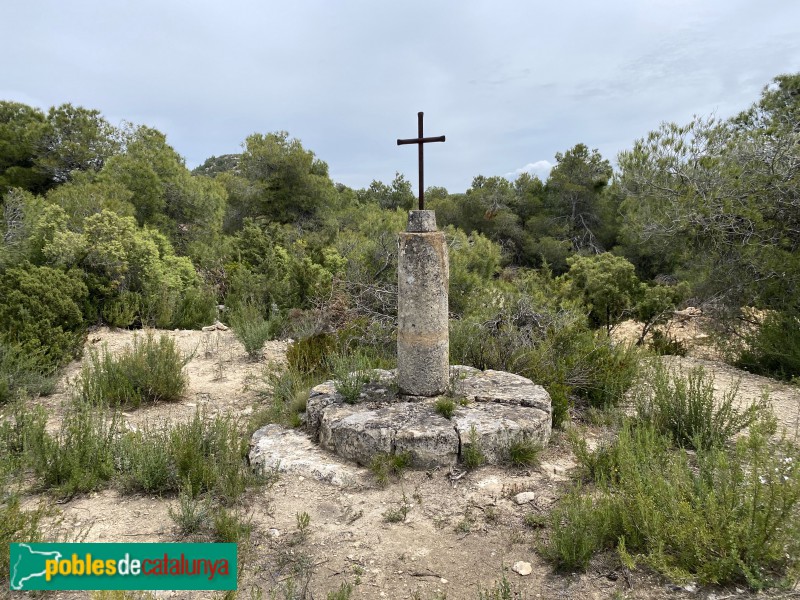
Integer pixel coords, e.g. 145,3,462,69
7,320,800,600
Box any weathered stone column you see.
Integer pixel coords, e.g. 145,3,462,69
397,210,449,396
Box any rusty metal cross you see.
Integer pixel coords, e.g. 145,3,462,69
397,112,445,210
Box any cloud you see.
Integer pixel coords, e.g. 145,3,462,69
505,160,554,181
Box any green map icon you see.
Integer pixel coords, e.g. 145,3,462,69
9,543,63,590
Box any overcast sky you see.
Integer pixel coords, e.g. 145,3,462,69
5,1,799,193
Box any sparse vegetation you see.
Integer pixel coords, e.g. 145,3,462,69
332,351,372,404
435,397,456,419
635,363,766,450
326,582,354,600
462,425,486,469
168,481,210,536
1,72,799,598
256,364,313,428
504,436,541,468
295,511,311,541
370,451,412,487
29,398,118,497
230,302,282,360
545,417,800,589
79,332,188,408
213,506,253,544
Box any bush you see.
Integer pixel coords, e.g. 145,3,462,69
649,330,687,356
79,332,188,408
101,291,140,328
549,418,800,590
29,398,117,497
1,495,49,590
574,334,640,409
504,436,541,468
0,264,88,368
116,410,254,504
451,290,642,427
256,366,314,429
370,452,411,486
168,481,210,536
540,489,617,571
331,351,372,404
169,411,251,504
0,341,57,404
212,507,252,543
435,397,456,419
171,286,218,330
0,400,47,475
287,332,336,378
230,302,281,359
736,311,800,381
117,424,175,494
636,363,766,450
462,425,486,469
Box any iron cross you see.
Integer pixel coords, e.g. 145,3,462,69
397,112,445,210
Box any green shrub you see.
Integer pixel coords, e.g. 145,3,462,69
435,398,456,419
101,291,141,328
451,292,641,427
546,382,571,430
117,424,176,494
327,582,354,600
649,330,687,356
29,399,117,497
0,341,57,404
0,264,88,368
477,574,516,600
332,351,372,404
169,411,251,503
383,502,410,523
636,363,765,450
0,400,47,475
736,311,800,381
79,333,188,408
230,302,281,359
212,507,252,543
257,366,314,428
504,436,541,468
549,419,800,590
370,452,411,486
1,495,49,589
540,489,618,571
287,332,336,378
572,334,641,409
168,481,210,536
172,286,218,330
462,425,486,469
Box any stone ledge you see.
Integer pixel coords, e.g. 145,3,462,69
303,366,551,469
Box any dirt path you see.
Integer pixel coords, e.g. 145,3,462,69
8,327,800,599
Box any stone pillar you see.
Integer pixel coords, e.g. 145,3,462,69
397,210,449,396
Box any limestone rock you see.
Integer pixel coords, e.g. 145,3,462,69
456,369,551,414
453,401,550,464
512,561,532,576
513,492,536,505
301,366,551,470
249,424,362,486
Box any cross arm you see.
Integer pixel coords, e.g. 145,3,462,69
397,135,446,146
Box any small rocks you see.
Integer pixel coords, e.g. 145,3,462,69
512,561,532,576
201,320,229,332
513,492,536,505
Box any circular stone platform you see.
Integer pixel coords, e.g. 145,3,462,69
252,366,551,470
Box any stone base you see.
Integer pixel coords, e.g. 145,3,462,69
254,366,551,470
